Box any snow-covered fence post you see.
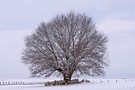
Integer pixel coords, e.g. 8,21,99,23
17,82,19,85
116,80,117,82
5,82,7,85
8,82,10,85
108,80,109,82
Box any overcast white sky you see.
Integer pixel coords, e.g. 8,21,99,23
0,0,135,79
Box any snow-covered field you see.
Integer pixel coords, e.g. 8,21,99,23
0,79,135,90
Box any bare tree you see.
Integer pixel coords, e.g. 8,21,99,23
22,12,108,82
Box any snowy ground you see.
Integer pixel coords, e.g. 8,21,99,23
0,79,135,90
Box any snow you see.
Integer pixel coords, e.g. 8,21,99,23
0,79,135,90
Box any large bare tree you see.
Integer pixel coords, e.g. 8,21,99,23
22,12,108,82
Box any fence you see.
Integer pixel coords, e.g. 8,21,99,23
0,79,135,86
89,79,135,83
0,81,45,86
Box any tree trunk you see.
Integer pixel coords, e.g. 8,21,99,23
64,75,71,81
63,73,72,83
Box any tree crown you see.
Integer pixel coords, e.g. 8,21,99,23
22,11,108,79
